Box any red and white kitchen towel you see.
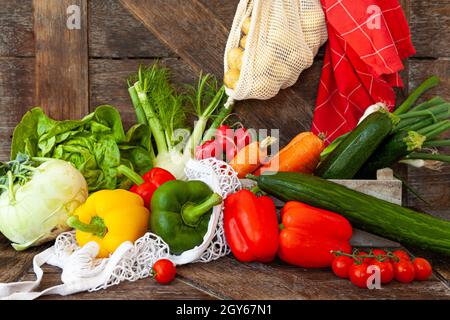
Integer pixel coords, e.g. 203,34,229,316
312,0,415,144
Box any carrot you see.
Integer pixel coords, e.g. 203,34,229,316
255,132,324,175
230,136,276,178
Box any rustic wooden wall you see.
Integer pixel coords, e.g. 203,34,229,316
0,0,449,218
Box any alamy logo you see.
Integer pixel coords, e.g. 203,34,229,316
366,265,382,289
67,5,81,30
367,5,381,30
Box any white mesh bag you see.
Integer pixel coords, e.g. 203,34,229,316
224,0,327,101
0,159,240,300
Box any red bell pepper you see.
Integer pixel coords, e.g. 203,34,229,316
224,189,279,263
278,201,352,268
128,168,176,207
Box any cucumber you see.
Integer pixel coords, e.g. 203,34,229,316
356,131,426,179
250,172,450,256
315,110,398,179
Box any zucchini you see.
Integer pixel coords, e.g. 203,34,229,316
250,172,450,256
356,131,426,179
319,132,349,161
315,110,398,179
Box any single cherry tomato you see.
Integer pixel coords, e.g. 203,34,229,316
332,256,354,279
196,139,217,160
391,250,410,263
355,251,371,265
371,260,394,284
413,258,432,281
393,260,415,283
369,249,387,264
349,264,371,289
153,259,177,285
234,127,252,151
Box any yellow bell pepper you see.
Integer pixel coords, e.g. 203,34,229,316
67,189,149,258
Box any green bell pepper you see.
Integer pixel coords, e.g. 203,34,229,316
150,180,222,254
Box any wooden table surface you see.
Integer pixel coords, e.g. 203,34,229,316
1,0,450,300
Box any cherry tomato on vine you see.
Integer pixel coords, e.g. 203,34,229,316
391,250,410,262
153,259,177,285
355,251,371,265
393,260,415,283
413,258,432,281
369,249,387,264
332,256,354,279
349,264,370,288
371,260,394,284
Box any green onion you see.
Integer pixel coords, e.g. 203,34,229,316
410,96,446,112
406,152,450,164
423,140,450,147
394,76,440,115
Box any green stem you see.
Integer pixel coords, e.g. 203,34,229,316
31,157,54,163
128,86,148,126
423,139,450,147
395,108,449,132
421,121,450,139
7,170,15,203
417,120,449,136
117,165,145,186
184,87,226,157
67,216,108,238
401,111,450,132
394,76,440,115
398,103,449,119
134,84,168,154
202,99,234,143
407,152,450,163
410,96,446,112
181,193,222,227
246,174,258,181
250,185,267,195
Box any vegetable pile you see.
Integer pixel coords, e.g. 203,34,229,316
318,76,450,179
1,60,447,292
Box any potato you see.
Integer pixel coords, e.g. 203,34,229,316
224,69,240,90
240,35,247,49
242,17,251,35
227,47,244,70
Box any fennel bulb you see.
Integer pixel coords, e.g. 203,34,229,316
0,156,88,251
128,64,227,180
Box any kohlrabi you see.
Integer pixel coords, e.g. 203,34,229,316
0,154,88,250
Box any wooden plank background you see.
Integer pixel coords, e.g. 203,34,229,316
0,0,449,299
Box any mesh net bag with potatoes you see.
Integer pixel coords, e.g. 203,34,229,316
224,0,328,101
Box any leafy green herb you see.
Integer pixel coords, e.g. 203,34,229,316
11,106,152,192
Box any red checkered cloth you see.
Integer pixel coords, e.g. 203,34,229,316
312,0,415,144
